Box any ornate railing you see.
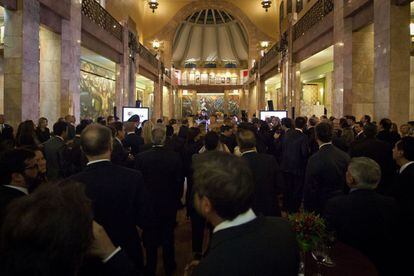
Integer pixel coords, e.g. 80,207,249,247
138,43,159,68
81,0,123,41
293,0,334,41
260,42,280,69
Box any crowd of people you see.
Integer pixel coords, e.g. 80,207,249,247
0,112,413,275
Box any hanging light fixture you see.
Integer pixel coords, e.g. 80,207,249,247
148,0,159,13
261,0,272,12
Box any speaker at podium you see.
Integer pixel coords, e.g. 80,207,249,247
267,100,274,111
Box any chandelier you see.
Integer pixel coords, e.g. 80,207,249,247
148,0,159,13
261,0,272,12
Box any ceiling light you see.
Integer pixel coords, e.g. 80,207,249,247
410,23,414,36
260,41,270,49
261,0,272,12
152,40,160,50
148,0,159,13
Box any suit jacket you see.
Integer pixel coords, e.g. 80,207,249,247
111,138,130,167
43,136,67,180
241,152,282,216
193,217,299,276
305,126,319,156
349,137,395,194
391,163,414,226
0,185,26,225
324,189,400,275
0,124,14,142
35,127,50,143
377,130,400,147
304,144,350,213
67,124,76,141
69,161,152,269
123,133,144,156
135,147,183,224
280,129,309,176
63,135,87,176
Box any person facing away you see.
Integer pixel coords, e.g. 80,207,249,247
0,149,39,225
190,151,299,276
348,122,395,195
0,183,139,276
303,122,350,214
237,129,283,217
67,124,152,272
43,121,69,180
324,157,400,276
279,117,309,213
123,121,144,156
134,127,183,276
35,117,51,143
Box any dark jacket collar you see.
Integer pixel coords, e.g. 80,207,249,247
209,217,262,251
85,160,112,170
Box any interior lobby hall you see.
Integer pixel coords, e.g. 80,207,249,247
0,1,414,276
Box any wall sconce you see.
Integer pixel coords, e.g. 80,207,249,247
260,41,270,49
261,0,272,12
148,0,159,13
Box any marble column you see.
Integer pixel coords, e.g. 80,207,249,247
152,79,162,120
129,56,137,106
292,64,302,116
162,85,169,119
168,88,175,119
115,64,125,118
3,0,40,127
122,23,130,108
39,27,61,124
256,80,266,116
333,0,353,118
325,71,333,117
352,24,374,119
374,0,410,125
61,0,81,120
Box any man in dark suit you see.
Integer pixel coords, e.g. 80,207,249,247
279,117,309,213
220,125,237,153
64,121,89,176
0,114,14,151
123,121,144,156
324,157,400,275
305,116,319,156
65,115,76,141
135,127,183,276
0,149,38,224
237,129,282,217
304,122,350,214
349,123,395,194
68,124,152,272
190,152,299,276
353,122,365,141
392,136,414,226
43,121,69,180
110,121,131,167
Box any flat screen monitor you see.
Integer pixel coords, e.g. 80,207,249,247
259,110,288,121
122,107,149,122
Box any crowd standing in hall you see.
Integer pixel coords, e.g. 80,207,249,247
0,111,414,275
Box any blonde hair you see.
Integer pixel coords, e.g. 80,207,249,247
142,121,154,144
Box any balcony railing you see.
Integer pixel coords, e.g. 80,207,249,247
138,43,159,69
293,0,334,41
260,42,280,69
81,0,123,41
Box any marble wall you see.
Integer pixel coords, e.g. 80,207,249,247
410,57,414,120
0,56,3,114
39,26,61,124
352,24,374,119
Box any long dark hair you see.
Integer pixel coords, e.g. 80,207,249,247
16,120,37,147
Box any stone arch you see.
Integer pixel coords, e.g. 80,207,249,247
144,0,275,66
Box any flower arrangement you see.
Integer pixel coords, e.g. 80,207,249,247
288,212,326,252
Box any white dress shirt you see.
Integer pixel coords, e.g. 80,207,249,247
213,208,257,233
319,142,332,149
295,128,303,133
240,149,257,156
400,161,414,174
4,185,29,195
87,159,111,166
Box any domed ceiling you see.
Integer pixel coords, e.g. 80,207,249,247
172,9,249,67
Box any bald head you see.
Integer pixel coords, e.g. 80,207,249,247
81,124,112,158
